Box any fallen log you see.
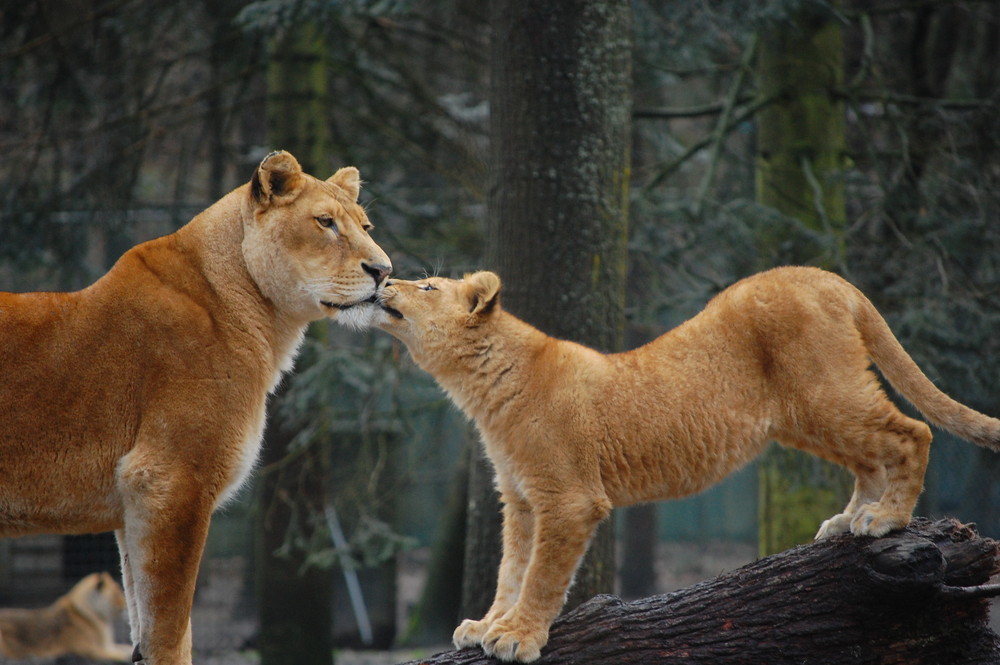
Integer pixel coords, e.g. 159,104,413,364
398,518,1000,664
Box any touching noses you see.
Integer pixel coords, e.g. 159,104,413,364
362,260,392,287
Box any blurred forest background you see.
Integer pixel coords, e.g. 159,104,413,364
1,0,999,662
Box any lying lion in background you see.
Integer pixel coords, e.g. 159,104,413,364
0,572,131,662
0,150,392,665
361,267,1000,663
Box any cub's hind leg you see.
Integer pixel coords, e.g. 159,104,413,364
780,382,931,540
849,411,931,537
802,410,929,538
815,466,886,539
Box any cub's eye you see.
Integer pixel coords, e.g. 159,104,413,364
420,284,437,291
315,216,337,231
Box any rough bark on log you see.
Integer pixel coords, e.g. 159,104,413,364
398,518,1000,664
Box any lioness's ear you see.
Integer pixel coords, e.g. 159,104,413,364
250,150,304,204
464,271,501,316
328,166,361,202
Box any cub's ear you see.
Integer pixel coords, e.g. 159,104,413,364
464,271,501,316
328,166,361,202
250,150,304,205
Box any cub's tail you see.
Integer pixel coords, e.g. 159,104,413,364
852,290,1000,451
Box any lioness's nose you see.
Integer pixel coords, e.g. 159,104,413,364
362,261,392,286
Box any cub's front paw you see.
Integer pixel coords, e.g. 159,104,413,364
482,619,547,663
452,618,490,649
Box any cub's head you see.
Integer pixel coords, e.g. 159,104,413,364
69,572,127,620
371,271,501,356
242,150,392,325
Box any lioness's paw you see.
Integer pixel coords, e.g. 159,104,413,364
815,513,853,540
482,620,547,663
453,619,490,649
850,505,907,538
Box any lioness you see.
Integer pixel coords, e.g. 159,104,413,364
361,267,1000,663
0,151,391,665
0,572,132,662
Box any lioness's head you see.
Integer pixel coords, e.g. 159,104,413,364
370,271,501,357
242,150,392,325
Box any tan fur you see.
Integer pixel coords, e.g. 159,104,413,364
0,151,392,665
367,266,1000,663
0,572,132,662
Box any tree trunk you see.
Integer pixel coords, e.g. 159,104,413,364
619,504,658,600
399,518,1000,664
755,4,847,256
265,23,332,175
883,4,962,230
459,0,632,618
255,411,333,665
459,444,504,622
406,437,470,644
486,0,632,347
256,22,334,665
754,3,852,556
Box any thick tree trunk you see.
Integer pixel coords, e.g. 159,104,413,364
459,446,504,622
255,415,333,665
755,4,847,250
619,504,658,600
400,519,1000,664
486,0,632,344
407,439,470,645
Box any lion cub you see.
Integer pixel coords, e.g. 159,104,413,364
0,572,132,661
366,267,1000,663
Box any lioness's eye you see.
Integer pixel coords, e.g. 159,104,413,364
421,284,437,291
315,216,337,231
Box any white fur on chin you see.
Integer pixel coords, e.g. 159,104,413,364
333,303,388,330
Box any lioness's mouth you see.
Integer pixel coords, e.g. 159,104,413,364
322,294,380,310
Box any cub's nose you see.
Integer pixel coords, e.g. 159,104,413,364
362,261,392,287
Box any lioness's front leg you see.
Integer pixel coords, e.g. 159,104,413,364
454,492,534,649
118,454,211,665
120,511,203,665
481,493,611,663
114,529,140,655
